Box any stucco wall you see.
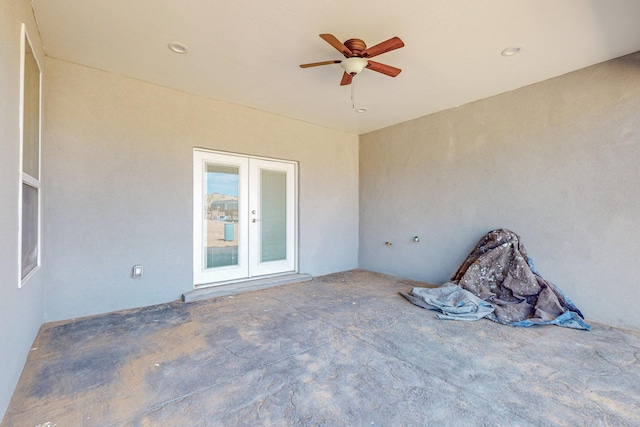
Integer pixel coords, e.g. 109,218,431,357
360,52,640,329
0,0,47,420
42,58,359,322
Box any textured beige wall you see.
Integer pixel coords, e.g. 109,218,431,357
43,58,359,322
360,52,640,329
0,0,47,420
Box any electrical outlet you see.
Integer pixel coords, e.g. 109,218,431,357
132,265,143,279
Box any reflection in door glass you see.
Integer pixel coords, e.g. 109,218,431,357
260,169,287,262
204,163,239,269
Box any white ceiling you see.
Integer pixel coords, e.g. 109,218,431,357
33,0,640,135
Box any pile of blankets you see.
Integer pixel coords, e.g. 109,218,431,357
401,229,591,330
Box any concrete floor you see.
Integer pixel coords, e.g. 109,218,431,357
3,270,640,426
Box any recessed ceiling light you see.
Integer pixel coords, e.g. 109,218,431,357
168,42,189,54
501,46,522,56
355,107,368,113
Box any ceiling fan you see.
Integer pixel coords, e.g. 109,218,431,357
300,34,405,85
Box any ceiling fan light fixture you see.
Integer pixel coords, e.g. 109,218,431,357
340,57,368,75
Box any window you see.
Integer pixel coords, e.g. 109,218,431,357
19,24,42,285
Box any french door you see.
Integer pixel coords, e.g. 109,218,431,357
193,150,297,286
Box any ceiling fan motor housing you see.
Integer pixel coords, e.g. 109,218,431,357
344,38,367,55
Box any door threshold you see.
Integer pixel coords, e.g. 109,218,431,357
182,273,312,303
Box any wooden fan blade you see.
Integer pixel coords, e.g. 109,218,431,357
340,72,353,86
320,34,353,57
366,60,402,77
300,60,341,68
361,36,404,58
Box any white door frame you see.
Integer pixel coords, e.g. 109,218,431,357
249,158,296,277
193,149,298,287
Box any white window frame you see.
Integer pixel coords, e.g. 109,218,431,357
19,23,42,287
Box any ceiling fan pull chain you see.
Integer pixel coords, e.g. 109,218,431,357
351,79,355,110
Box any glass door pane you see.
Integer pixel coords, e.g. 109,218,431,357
194,150,249,286
260,169,287,262
204,163,240,269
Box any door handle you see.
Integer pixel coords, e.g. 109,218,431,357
252,218,260,223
